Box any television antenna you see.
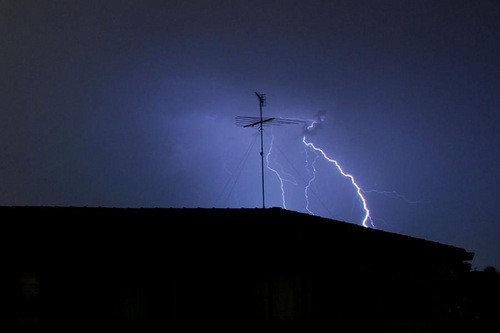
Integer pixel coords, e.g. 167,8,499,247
235,92,305,208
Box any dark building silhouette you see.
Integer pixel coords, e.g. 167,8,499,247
5,206,496,330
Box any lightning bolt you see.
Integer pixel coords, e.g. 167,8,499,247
304,142,319,215
266,132,298,209
302,135,374,228
261,118,375,228
263,130,416,228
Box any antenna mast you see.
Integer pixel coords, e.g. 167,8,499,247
255,92,266,208
235,92,305,209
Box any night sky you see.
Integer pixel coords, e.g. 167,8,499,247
1,1,499,270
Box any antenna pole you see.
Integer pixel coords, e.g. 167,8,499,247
255,91,266,209
236,92,304,209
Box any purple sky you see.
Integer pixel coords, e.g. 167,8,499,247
1,1,499,270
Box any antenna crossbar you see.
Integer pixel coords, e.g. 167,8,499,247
235,116,305,127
